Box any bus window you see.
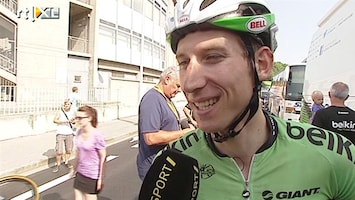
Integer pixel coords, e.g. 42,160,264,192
268,63,306,121
285,65,305,101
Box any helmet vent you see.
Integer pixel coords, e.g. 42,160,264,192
236,3,270,16
183,0,190,9
200,0,217,11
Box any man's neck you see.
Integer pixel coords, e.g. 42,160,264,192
155,84,170,100
213,110,270,160
213,110,270,178
331,99,346,107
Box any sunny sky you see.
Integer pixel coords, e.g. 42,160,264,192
265,0,339,64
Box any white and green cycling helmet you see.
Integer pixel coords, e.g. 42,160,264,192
166,0,278,54
166,0,279,142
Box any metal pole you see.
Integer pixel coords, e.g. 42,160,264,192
139,1,145,100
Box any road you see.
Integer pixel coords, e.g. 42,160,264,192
0,137,141,200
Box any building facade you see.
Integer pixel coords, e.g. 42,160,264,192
0,0,176,119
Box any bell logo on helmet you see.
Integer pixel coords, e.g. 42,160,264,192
247,17,268,33
179,15,190,25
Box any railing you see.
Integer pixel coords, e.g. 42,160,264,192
0,86,65,115
0,0,17,14
0,54,16,75
0,86,118,116
76,0,90,4
68,36,89,53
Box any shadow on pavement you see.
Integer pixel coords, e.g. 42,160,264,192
42,149,56,167
99,196,113,200
119,119,138,125
41,193,66,200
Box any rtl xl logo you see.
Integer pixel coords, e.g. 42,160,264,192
18,7,60,22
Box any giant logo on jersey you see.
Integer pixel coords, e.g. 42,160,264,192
262,187,320,199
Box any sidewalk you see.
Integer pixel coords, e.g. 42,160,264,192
0,115,138,177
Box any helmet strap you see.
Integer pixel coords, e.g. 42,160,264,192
213,35,260,143
213,86,259,142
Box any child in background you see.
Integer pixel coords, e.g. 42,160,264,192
310,90,324,123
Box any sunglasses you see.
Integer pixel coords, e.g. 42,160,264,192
75,116,89,120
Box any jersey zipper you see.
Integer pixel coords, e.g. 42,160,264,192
232,155,255,200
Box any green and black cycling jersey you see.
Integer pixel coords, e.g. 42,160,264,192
166,114,355,200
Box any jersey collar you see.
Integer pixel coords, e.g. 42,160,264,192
205,111,278,157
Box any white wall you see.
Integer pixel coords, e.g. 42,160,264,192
110,79,140,117
97,1,167,70
67,56,89,101
16,0,70,87
304,0,355,109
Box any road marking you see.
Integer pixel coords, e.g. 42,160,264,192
107,155,119,161
12,155,119,199
12,174,72,200
130,136,138,148
130,136,138,143
38,174,72,194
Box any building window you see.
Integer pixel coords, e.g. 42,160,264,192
100,19,116,28
120,0,131,7
131,36,141,52
153,4,160,23
112,71,124,78
74,76,81,83
99,25,116,45
133,0,142,13
160,47,165,61
0,0,17,14
144,42,152,56
144,0,153,19
160,9,166,27
117,30,130,48
153,45,159,58
0,14,17,75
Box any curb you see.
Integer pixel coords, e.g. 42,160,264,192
105,131,138,146
0,131,138,177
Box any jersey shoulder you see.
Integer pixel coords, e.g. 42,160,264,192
272,116,355,165
273,116,355,198
167,129,208,154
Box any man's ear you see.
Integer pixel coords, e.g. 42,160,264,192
255,47,274,81
163,75,171,85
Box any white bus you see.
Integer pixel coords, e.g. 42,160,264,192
268,63,306,121
303,0,355,109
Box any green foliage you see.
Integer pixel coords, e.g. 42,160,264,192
272,61,288,77
262,61,287,87
299,98,312,124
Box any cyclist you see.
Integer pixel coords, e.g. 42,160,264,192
142,0,355,199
